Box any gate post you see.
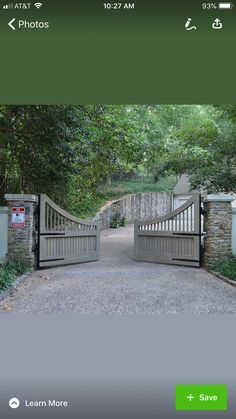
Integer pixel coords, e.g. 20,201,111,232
203,195,235,267
4,194,38,269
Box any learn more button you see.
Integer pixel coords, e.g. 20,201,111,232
175,384,227,411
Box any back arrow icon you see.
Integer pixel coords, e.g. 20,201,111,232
8,18,16,30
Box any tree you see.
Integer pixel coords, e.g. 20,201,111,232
165,105,236,192
0,105,79,205
0,105,139,210
2,104,235,214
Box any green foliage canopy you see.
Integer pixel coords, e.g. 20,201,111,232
1,104,236,214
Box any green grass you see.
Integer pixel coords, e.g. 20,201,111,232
77,174,177,219
98,174,177,197
212,258,236,281
0,260,31,292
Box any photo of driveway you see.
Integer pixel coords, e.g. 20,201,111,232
1,225,236,314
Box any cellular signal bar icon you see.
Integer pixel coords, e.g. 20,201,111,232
3,3,13,9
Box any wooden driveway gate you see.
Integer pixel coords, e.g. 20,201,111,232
38,195,100,268
134,194,201,267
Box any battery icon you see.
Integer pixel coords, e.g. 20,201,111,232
218,2,234,8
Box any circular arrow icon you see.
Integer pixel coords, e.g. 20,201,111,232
8,18,16,30
9,398,20,409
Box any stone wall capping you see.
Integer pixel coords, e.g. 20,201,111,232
4,194,38,203
204,194,236,202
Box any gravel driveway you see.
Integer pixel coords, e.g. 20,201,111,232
1,225,236,314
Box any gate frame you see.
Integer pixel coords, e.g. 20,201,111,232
38,194,100,268
134,194,202,267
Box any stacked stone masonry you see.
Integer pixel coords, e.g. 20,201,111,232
4,194,38,269
92,192,172,230
204,197,234,266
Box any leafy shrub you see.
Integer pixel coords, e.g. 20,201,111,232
0,260,31,292
120,217,128,227
212,258,236,281
110,214,128,228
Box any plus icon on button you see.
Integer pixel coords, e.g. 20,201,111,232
187,394,195,402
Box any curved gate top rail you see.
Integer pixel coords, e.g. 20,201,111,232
39,194,100,268
134,194,201,267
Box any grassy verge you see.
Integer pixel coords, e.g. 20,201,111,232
77,175,177,219
211,258,236,282
0,260,31,293
98,174,177,197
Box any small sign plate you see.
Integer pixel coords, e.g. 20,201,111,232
11,207,25,229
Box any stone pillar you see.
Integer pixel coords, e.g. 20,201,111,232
232,207,236,257
204,195,235,267
0,207,8,264
4,194,38,269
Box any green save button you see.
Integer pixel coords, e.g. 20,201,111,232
176,384,227,411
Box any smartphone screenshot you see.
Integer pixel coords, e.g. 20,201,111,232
0,0,236,417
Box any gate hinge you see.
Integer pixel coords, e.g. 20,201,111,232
200,207,206,215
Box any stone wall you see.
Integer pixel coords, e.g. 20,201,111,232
0,207,8,264
92,192,172,230
232,207,236,257
4,194,38,269
204,195,235,266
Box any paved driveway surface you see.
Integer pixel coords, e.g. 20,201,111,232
1,225,236,314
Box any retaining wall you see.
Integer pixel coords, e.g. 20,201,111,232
92,192,172,230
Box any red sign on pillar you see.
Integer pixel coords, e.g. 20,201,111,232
11,207,25,229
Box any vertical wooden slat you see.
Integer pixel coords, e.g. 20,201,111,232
186,207,189,232
45,204,48,231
